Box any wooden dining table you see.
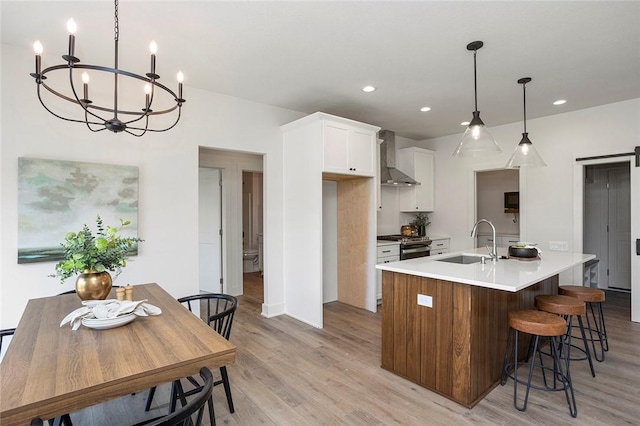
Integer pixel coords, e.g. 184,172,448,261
0,283,236,425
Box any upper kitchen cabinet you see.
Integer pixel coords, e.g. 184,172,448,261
323,120,377,177
397,147,435,212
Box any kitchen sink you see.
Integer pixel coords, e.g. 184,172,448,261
436,254,485,265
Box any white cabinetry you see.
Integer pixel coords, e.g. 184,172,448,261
396,147,435,212
477,234,520,248
323,121,376,177
376,243,400,301
430,237,450,255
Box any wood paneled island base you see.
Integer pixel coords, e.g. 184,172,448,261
381,271,558,408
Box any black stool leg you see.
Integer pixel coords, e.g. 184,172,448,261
501,327,514,386
576,315,596,377
585,302,605,362
551,335,577,418
514,332,539,412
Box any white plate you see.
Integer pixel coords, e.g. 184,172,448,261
82,313,136,330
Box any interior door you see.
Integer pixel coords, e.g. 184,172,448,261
631,157,640,323
608,165,631,290
199,168,223,293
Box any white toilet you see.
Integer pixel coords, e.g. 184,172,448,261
243,249,259,273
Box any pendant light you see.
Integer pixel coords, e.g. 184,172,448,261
452,41,501,157
505,77,546,168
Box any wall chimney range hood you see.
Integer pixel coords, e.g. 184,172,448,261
379,129,420,187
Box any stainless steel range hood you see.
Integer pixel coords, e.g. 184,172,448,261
379,129,420,187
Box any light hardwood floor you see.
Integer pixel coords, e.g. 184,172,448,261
72,273,639,425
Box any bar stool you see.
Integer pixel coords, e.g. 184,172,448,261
535,294,595,377
501,310,577,418
559,285,608,362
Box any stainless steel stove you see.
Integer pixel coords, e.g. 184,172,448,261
377,235,432,260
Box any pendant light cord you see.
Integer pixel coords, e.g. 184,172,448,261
473,49,478,112
522,82,527,133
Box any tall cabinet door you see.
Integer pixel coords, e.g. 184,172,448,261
323,122,350,173
348,129,376,176
397,147,435,212
413,150,434,211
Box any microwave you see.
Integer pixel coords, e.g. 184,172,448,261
504,192,519,210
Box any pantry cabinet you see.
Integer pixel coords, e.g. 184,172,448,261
323,121,377,177
281,112,381,328
397,147,435,212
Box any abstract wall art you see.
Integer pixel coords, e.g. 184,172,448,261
17,157,139,263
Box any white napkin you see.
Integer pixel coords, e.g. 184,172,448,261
60,299,162,330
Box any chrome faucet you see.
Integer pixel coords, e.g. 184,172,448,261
470,219,498,262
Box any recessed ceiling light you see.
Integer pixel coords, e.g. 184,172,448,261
461,121,470,126
362,85,376,93
420,107,431,112
553,99,567,105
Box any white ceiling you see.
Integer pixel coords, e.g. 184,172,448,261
2,1,640,140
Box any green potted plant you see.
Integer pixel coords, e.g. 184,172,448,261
50,215,143,300
411,213,431,237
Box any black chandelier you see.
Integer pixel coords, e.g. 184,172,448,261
30,0,185,137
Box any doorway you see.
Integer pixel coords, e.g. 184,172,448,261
242,170,264,302
584,162,631,291
199,147,264,299
475,169,520,247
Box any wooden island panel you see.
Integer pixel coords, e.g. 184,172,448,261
381,271,558,408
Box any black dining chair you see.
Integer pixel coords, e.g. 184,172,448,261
134,367,214,426
145,294,237,425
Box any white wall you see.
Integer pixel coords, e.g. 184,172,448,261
0,43,304,328
420,98,640,284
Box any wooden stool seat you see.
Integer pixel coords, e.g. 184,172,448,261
535,295,585,316
559,285,605,303
508,310,566,337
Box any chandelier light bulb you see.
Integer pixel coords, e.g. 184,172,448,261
176,71,184,83
81,72,89,84
149,41,158,55
66,19,77,34
33,41,43,55
144,83,152,94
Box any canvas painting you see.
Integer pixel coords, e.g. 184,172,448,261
17,157,139,264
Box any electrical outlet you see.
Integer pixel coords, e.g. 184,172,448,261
417,294,433,307
549,241,569,251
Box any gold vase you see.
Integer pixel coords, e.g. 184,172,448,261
75,270,112,300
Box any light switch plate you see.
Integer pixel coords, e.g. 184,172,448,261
549,241,569,251
417,294,433,307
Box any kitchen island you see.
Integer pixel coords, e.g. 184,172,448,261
376,248,595,408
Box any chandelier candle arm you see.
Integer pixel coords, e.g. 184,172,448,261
30,0,185,136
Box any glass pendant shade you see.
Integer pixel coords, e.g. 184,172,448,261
452,111,501,157
505,133,547,168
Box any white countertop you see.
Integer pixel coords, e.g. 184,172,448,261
376,247,596,292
